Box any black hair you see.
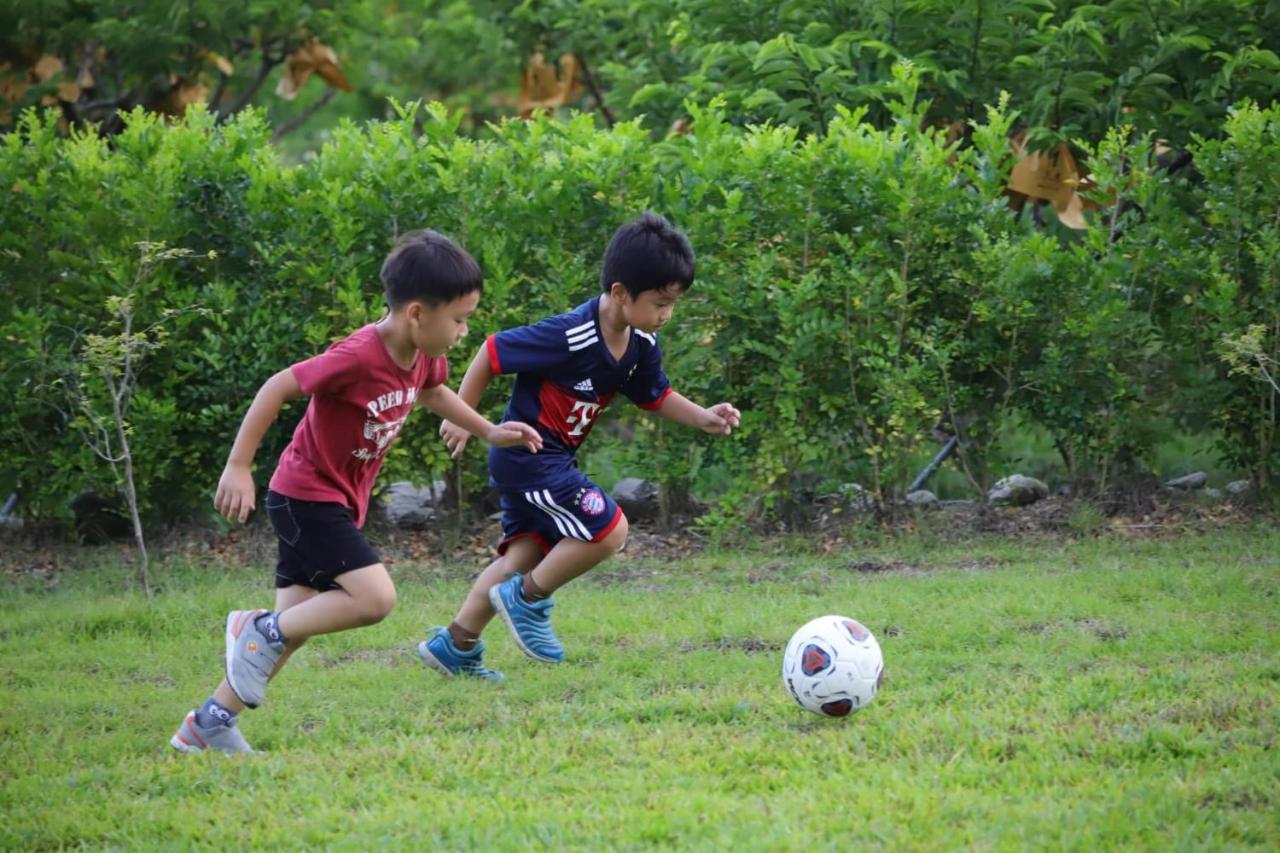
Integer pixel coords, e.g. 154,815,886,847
380,229,483,309
599,212,695,296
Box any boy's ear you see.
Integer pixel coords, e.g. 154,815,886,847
608,281,630,302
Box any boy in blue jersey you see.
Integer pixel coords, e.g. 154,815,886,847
417,212,740,678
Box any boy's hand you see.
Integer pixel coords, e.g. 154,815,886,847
700,402,741,435
214,463,256,524
439,419,471,459
486,421,543,454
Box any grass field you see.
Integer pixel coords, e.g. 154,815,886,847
2,528,1278,849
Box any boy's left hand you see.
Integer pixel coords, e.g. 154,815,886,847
700,402,741,435
487,421,543,454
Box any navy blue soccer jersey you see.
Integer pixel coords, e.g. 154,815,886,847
486,296,672,488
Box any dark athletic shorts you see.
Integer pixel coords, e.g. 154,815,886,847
264,490,381,592
495,469,624,556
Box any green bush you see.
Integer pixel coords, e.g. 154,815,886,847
2,89,1278,531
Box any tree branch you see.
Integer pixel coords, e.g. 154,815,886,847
576,55,615,128
270,86,338,142
219,44,286,123
209,71,231,115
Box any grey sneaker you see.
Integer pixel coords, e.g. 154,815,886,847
170,709,253,754
225,609,283,709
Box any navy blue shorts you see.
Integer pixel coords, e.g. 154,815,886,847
264,490,381,591
496,470,624,555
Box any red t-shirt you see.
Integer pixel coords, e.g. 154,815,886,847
269,324,447,527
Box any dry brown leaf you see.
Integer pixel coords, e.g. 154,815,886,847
940,119,965,147
517,52,585,117
1009,142,1080,208
1053,191,1088,230
276,41,352,101
0,70,29,103
154,77,209,116
32,54,64,82
205,50,234,76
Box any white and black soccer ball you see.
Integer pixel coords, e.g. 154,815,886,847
782,615,884,717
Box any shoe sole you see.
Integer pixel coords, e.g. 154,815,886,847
224,609,265,709
170,712,205,753
488,585,563,663
416,641,455,677
170,734,201,753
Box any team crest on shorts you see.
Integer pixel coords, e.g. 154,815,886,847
578,488,606,516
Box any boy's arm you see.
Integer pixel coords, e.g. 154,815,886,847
437,344,497,457
420,382,542,459
649,391,741,436
215,367,305,523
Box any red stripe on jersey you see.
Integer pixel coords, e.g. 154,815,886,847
637,386,674,411
536,383,613,447
486,334,502,374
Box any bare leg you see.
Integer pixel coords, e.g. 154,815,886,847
212,584,318,714
275,563,397,640
451,537,543,635
527,513,629,593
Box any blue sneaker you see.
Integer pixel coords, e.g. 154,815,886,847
417,627,505,681
488,574,565,663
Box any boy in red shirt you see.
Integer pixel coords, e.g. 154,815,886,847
171,230,541,754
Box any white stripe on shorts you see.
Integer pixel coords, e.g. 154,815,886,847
529,488,591,540
525,490,571,539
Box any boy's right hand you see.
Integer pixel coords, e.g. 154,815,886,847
214,463,256,524
440,419,471,459
486,421,543,454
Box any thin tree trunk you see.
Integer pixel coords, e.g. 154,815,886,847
111,383,152,598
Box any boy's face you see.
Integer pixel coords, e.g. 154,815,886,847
614,282,684,334
407,290,481,357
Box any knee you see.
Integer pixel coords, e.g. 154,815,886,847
600,511,629,554
357,584,397,625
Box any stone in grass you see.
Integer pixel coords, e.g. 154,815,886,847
904,489,938,508
1225,480,1251,495
987,475,1049,506
1165,471,1207,491
611,477,660,522
70,491,132,544
380,480,447,528
835,483,877,512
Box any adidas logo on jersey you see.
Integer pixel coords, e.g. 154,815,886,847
573,378,595,394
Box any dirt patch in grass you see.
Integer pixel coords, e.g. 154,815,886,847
581,565,664,590
0,488,1266,585
1022,617,1128,641
841,558,929,575
312,647,407,669
678,637,781,655
1197,787,1274,811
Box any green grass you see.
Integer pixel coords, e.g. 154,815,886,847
2,529,1278,849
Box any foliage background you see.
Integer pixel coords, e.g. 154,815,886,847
3,1,1278,149
0,1,1277,531
2,89,1277,528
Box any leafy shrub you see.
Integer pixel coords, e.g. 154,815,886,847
2,89,1278,531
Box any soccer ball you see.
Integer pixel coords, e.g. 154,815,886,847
781,615,884,717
